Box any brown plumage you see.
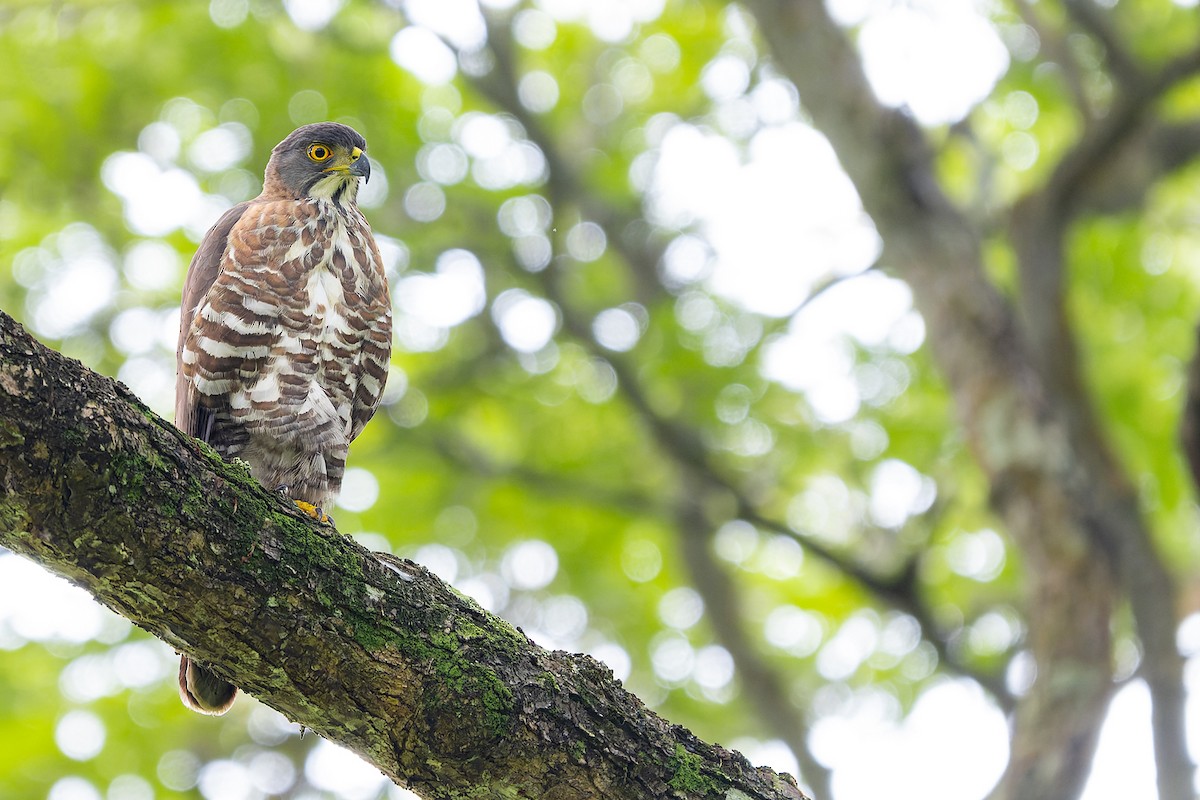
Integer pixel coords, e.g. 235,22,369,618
174,122,392,714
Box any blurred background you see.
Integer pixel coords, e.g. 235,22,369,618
3,1,1200,799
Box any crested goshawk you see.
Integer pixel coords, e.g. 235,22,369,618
174,122,392,714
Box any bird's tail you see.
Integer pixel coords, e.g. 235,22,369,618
178,655,238,715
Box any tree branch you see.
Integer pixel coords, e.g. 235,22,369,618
1044,39,1200,216
1182,323,1200,491
1061,0,1144,87
1010,0,1092,116
1073,119,1200,216
0,310,808,800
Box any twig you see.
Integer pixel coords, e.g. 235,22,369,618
1061,0,1145,86
1010,0,1093,116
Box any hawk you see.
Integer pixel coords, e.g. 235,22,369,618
173,122,392,714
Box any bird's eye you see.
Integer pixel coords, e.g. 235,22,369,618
307,144,333,162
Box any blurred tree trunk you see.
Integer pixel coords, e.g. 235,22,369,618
0,310,809,800
737,2,1198,799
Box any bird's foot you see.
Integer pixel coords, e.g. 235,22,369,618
273,485,333,526
293,500,334,527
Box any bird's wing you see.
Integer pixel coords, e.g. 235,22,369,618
174,202,251,441
348,223,393,443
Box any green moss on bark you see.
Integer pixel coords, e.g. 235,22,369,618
0,418,24,447
669,743,718,797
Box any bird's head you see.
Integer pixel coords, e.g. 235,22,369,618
264,122,371,203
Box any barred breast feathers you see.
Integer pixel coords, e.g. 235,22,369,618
180,196,389,450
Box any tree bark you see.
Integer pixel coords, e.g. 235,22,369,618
0,309,809,800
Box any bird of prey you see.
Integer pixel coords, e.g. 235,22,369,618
173,122,392,714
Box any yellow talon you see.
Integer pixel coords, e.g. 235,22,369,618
293,500,333,526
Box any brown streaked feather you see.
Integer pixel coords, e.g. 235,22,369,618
344,219,391,441
176,196,390,506
175,202,251,441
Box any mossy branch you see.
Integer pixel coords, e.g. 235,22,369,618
0,310,809,800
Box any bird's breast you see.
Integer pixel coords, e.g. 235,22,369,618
299,218,360,346
305,261,347,324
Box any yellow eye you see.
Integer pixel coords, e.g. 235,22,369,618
307,144,333,162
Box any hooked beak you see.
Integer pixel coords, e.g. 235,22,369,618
349,147,371,183
323,147,371,182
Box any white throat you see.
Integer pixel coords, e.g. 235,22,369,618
307,174,360,202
